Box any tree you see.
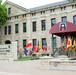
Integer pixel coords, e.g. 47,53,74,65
0,0,7,25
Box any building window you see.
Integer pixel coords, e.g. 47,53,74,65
61,16,67,22
32,21,36,32
8,26,11,34
32,13,36,16
72,4,76,9
4,26,7,35
8,7,11,15
50,9,55,13
42,38,47,47
72,5,75,8
33,39,37,47
15,16,18,19
41,20,46,31
51,18,56,27
23,22,26,32
15,24,19,33
22,14,26,17
61,7,66,11
52,37,57,49
23,39,27,47
7,17,11,21
73,15,76,25
41,11,45,15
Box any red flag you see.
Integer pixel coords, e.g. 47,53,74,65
42,46,47,51
34,45,39,52
42,44,47,51
25,41,32,49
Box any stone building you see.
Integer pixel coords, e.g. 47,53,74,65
0,0,76,55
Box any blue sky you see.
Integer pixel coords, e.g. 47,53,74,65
2,0,64,8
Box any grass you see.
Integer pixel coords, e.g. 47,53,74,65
17,56,39,61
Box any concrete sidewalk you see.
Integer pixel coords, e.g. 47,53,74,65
0,71,30,75
0,60,76,75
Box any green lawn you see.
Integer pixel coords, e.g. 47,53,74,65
17,56,39,61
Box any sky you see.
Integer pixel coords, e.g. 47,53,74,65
2,0,64,9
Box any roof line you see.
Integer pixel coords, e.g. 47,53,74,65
29,0,69,11
3,0,30,12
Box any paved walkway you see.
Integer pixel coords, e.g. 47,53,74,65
0,60,76,75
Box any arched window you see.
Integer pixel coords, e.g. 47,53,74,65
5,40,11,44
73,15,76,25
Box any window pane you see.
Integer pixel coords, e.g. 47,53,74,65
33,39,37,47
15,24,19,33
41,11,45,14
32,21,36,32
5,26,7,35
51,18,56,27
74,16,76,20
61,7,66,11
8,7,11,15
64,7,66,10
23,22,26,32
73,16,76,25
74,21,76,25
42,38,47,50
53,37,57,49
53,9,55,12
23,39,26,47
8,26,11,34
42,38,46,46
41,20,46,31
62,16,67,22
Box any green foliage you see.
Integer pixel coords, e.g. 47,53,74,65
17,56,39,61
0,0,7,25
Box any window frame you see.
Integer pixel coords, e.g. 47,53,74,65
8,7,11,15
8,26,11,34
52,37,57,49
23,39,27,47
15,24,19,33
32,39,37,47
73,15,76,25
61,16,67,22
41,11,45,15
41,20,46,31
61,6,66,11
42,38,47,48
23,22,26,32
50,9,55,13
32,21,36,32
51,18,56,27
4,26,7,35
